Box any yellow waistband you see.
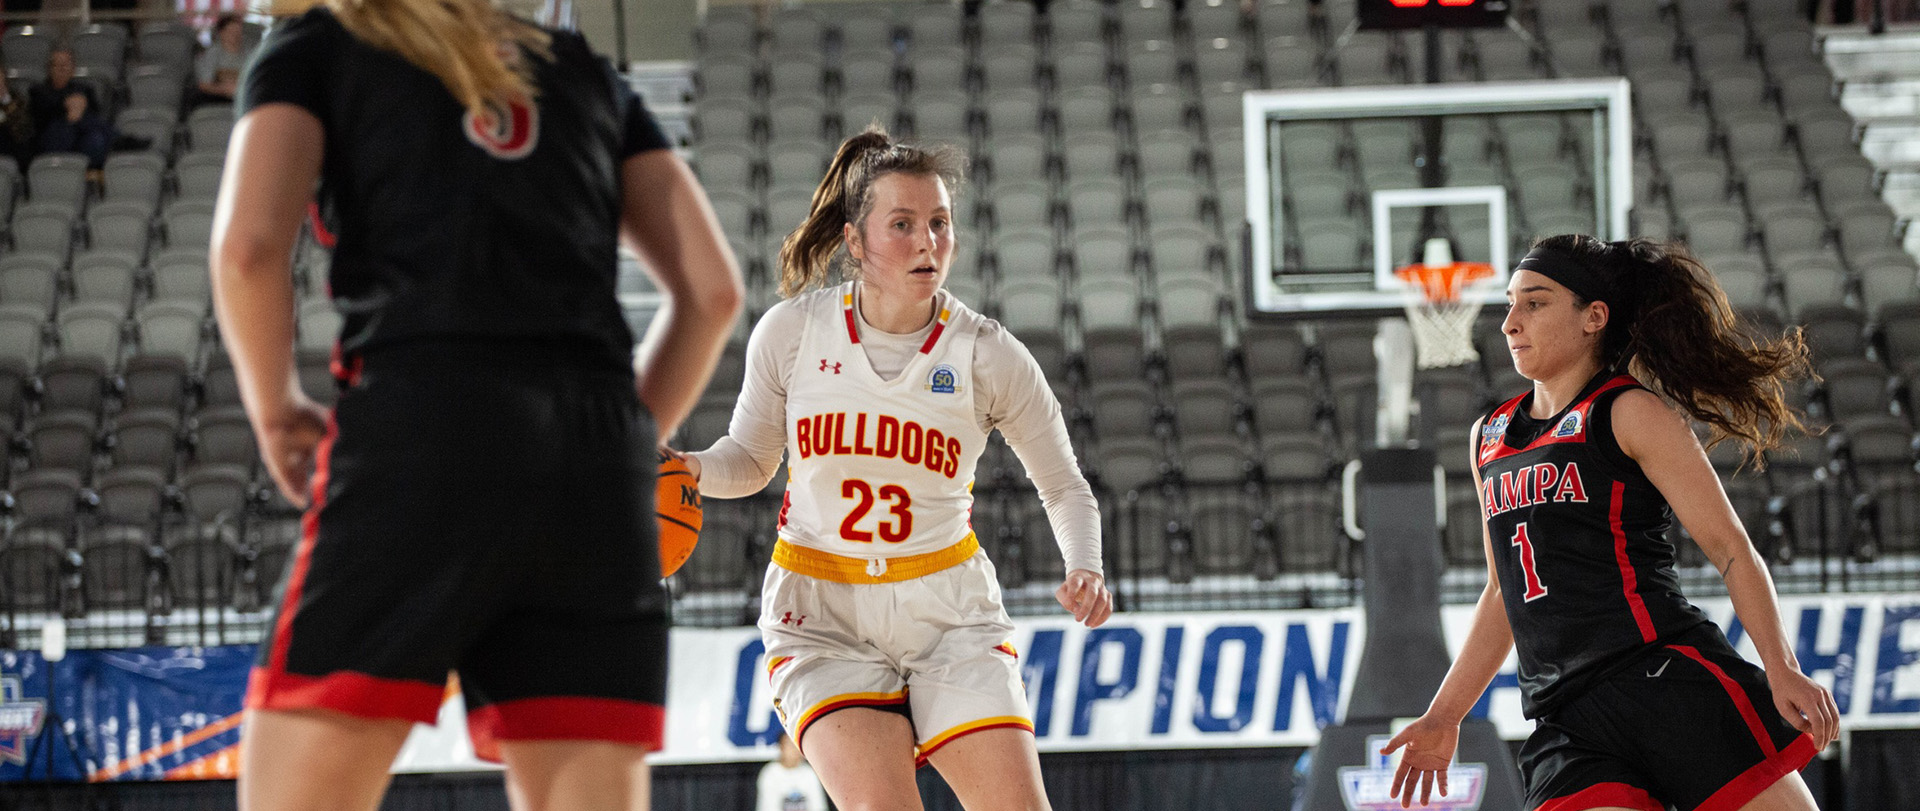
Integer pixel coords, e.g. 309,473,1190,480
773,533,979,584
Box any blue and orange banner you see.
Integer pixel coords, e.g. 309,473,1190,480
0,646,251,782
4,591,1920,778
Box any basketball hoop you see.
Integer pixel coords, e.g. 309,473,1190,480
1394,238,1495,369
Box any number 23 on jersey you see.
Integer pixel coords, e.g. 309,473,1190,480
840,479,914,543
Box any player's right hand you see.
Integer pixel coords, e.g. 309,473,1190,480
257,395,331,509
1379,714,1459,809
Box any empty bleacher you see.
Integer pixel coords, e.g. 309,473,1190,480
2,1,1917,640
668,0,1919,616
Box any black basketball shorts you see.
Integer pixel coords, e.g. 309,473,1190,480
245,342,669,757
1519,625,1817,811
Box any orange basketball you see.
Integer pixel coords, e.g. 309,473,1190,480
656,451,703,577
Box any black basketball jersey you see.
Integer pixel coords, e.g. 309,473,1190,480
237,9,670,371
1476,373,1710,717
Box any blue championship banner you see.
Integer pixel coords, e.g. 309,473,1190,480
4,592,1920,777
0,645,252,781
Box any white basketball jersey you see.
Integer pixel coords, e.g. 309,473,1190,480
778,283,989,559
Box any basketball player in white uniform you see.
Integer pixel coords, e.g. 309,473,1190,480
684,127,1110,810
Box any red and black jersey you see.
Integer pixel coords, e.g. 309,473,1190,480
1477,373,1710,717
237,8,670,372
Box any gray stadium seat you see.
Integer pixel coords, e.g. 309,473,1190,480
56,302,127,368
906,90,969,141
979,2,1036,44
2,26,55,81
87,200,154,257
163,200,216,249
120,353,189,412
986,134,1048,184
150,247,212,303
28,410,100,474
135,301,204,362
104,151,166,205
0,304,46,366
0,253,59,312
191,407,257,468
1063,136,1122,184
991,183,1053,230
186,105,235,153
70,249,140,306
39,355,110,415
109,408,181,471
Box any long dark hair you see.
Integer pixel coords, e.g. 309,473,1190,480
777,125,967,297
1530,234,1813,464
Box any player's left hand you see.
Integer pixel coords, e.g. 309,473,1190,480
1768,667,1840,750
1055,569,1112,628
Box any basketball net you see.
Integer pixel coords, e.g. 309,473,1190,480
1394,238,1495,369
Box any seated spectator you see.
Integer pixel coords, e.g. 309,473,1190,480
30,49,113,168
0,71,35,166
195,15,252,104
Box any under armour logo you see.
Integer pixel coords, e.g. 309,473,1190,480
780,612,806,627
819,360,841,374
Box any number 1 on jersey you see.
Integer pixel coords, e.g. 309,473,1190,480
840,479,913,543
1511,523,1549,602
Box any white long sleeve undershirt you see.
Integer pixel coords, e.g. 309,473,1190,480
689,289,1103,576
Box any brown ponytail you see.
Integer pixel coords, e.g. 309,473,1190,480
1530,235,1814,466
276,0,552,116
777,125,967,297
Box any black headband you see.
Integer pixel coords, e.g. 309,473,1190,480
1517,247,1612,304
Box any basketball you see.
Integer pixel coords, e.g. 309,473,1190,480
656,451,702,577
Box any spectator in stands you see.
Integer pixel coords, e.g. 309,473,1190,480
213,0,741,808
195,15,252,104
0,74,35,166
30,49,113,168
756,732,827,811
683,125,1111,811
1383,236,1838,811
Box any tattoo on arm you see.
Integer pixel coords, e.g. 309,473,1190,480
1718,554,1737,578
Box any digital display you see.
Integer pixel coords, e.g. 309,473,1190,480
1356,0,1512,30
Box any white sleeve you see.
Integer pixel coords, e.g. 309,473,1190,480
688,303,800,499
975,321,1103,577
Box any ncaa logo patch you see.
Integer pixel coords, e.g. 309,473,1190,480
464,96,539,160
1480,413,1509,444
929,364,959,394
1554,410,1585,438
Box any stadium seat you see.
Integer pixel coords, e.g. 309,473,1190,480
27,410,100,474
70,249,140,306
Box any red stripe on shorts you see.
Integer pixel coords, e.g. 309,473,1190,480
246,409,340,709
1693,732,1819,811
913,719,1033,768
1669,644,1778,757
467,696,666,763
244,668,444,722
1533,781,1663,811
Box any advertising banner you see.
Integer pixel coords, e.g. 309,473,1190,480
4,592,1918,778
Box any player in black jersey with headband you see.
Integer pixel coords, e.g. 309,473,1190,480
1381,236,1837,811
212,0,742,808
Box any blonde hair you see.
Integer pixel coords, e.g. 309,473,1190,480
279,0,552,115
